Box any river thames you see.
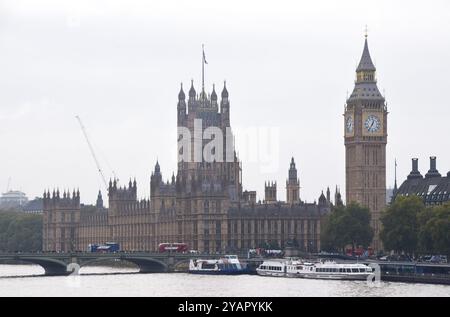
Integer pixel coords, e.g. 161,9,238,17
0,265,449,297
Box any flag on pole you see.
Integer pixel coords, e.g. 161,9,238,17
203,48,208,65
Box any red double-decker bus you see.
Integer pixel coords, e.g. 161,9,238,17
158,243,189,253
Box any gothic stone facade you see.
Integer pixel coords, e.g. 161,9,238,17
43,83,331,253
344,37,388,251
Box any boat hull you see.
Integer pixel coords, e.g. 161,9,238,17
295,273,372,280
256,270,286,277
189,269,250,275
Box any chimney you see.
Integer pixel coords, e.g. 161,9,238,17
425,156,441,179
407,158,423,180
430,156,436,171
413,158,419,172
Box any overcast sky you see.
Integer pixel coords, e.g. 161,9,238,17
1,0,449,205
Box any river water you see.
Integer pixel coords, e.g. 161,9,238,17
0,264,449,297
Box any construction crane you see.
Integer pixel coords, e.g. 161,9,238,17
75,115,108,191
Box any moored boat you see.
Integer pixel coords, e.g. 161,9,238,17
294,261,373,280
255,260,287,277
189,255,250,275
257,259,373,280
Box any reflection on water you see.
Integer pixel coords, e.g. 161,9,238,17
0,265,449,297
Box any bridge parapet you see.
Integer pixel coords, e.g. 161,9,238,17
0,252,248,276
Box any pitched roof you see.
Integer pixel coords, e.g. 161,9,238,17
356,38,376,72
394,174,450,205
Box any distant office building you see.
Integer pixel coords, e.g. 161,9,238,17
392,157,450,205
0,190,28,209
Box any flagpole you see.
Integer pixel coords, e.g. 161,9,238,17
395,158,397,187
202,44,205,94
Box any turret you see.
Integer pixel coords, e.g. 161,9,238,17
264,181,277,203
220,81,230,127
211,84,218,107
150,161,163,196
334,186,343,207
96,190,104,209
189,80,196,100
346,34,384,103
286,157,300,204
355,36,377,83
319,191,327,206
177,83,186,124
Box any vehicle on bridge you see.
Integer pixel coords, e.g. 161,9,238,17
346,247,374,258
158,243,189,253
247,248,284,258
88,242,120,253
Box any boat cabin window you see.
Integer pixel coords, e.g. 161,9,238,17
202,263,216,270
352,269,359,273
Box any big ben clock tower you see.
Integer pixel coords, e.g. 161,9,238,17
345,34,387,251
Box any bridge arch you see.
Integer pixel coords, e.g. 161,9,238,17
79,257,139,271
124,257,168,273
173,258,190,271
77,256,168,273
17,257,69,276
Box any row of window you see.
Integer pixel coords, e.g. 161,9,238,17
259,266,283,271
228,220,317,235
316,268,369,273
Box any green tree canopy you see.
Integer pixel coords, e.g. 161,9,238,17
321,203,374,253
0,211,42,252
419,203,450,257
380,196,425,256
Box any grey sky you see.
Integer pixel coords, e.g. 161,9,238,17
1,0,449,204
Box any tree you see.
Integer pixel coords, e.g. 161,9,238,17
417,207,436,253
380,195,425,256
321,203,374,253
0,211,42,252
419,203,450,257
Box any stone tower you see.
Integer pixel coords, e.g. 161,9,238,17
264,181,277,203
176,80,242,252
286,157,300,204
344,35,388,251
42,189,81,252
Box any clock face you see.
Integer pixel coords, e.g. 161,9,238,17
364,115,381,133
346,116,354,133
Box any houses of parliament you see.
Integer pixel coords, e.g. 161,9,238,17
43,35,387,253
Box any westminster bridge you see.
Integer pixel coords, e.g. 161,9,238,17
0,252,262,276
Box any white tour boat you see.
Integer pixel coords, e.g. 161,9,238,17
255,260,287,277
257,259,373,280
